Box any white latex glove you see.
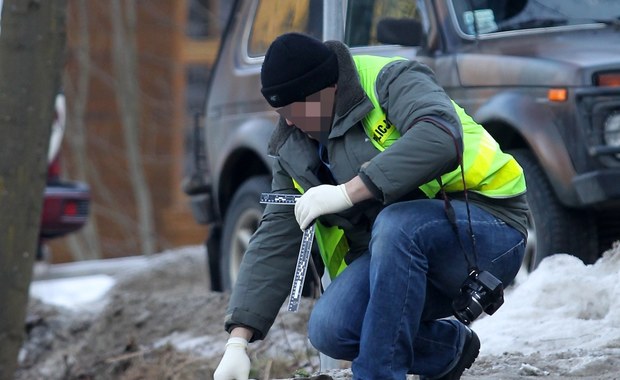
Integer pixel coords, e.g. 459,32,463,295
294,184,353,230
213,337,251,380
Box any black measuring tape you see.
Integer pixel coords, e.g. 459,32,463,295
260,193,314,312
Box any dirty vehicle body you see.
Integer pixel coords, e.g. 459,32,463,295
185,0,620,291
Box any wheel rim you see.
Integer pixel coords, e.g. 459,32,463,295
229,207,263,285
514,216,538,285
525,222,537,270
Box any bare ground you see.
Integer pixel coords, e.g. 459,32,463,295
16,248,620,380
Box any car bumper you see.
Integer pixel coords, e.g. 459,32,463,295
40,181,91,239
183,174,217,225
188,192,217,225
573,169,620,205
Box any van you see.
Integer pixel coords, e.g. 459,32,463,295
184,0,620,290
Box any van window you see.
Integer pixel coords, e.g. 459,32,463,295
450,0,620,35
345,0,423,47
248,0,323,57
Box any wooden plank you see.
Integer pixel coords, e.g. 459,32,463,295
181,38,219,65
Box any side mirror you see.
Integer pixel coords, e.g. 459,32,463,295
376,18,424,46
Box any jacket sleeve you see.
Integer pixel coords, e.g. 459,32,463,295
224,159,303,341
358,60,461,204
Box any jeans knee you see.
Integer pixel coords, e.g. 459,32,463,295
371,205,404,245
374,204,401,231
308,306,357,360
308,309,331,354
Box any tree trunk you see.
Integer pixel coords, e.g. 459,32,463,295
0,0,67,377
110,0,157,255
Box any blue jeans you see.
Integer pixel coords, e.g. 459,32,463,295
308,199,525,379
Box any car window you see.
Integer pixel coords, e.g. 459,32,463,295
345,0,424,47
450,0,620,35
248,0,323,57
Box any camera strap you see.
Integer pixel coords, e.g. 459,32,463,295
437,177,479,273
415,116,479,273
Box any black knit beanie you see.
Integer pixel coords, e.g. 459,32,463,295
261,33,338,108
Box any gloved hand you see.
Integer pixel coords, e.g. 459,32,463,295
294,184,353,230
213,337,251,380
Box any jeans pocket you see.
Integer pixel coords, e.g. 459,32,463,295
490,238,525,284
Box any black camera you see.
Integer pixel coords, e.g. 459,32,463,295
452,270,504,325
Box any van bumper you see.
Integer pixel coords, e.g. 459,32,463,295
183,175,217,225
188,192,217,225
573,169,620,205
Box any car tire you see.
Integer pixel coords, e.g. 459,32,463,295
206,225,222,291
511,149,598,272
220,175,271,291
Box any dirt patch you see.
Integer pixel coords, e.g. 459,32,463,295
17,248,320,380
16,248,620,380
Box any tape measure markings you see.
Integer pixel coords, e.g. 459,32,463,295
260,192,312,312
260,193,300,204
288,224,315,312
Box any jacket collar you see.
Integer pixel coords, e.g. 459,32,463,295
325,41,368,119
325,40,374,138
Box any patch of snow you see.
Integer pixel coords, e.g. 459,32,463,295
29,274,115,311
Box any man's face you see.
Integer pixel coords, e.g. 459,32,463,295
276,86,336,145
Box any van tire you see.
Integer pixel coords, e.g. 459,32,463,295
220,175,271,290
510,149,598,271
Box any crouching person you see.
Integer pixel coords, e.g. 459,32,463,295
214,32,529,380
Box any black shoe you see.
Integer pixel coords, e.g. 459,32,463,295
420,328,480,380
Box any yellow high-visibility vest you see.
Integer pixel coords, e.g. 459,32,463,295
354,55,526,199
294,55,526,279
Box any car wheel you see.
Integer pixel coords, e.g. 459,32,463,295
510,149,598,273
220,175,271,291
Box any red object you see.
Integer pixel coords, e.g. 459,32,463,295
40,182,90,239
38,93,91,253
595,72,620,87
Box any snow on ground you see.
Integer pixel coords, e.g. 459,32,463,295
26,243,620,379
471,244,620,377
30,274,115,312
473,248,620,356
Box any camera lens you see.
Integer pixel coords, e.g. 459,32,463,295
452,270,505,324
452,292,484,325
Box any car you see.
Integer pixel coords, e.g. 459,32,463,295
38,93,90,260
185,0,620,291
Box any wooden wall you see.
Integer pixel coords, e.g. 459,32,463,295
50,0,221,261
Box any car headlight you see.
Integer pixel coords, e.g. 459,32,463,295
604,112,620,156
